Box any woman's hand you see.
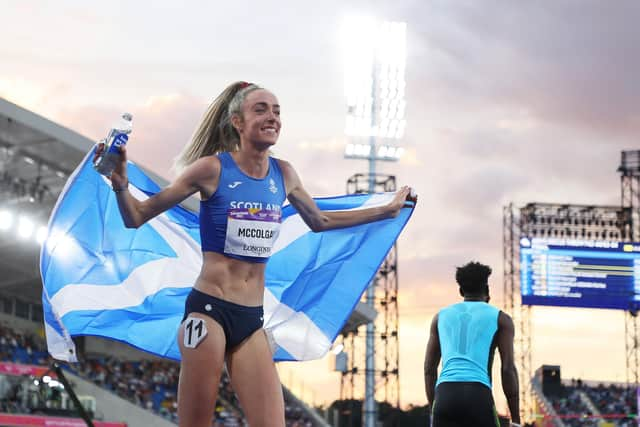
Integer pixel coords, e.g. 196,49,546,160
387,186,416,218
93,141,129,190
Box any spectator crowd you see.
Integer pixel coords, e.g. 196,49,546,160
543,378,637,427
0,325,316,426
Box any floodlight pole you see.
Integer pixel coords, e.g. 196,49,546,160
343,19,406,425
363,72,378,427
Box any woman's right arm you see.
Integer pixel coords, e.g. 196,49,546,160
103,145,219,228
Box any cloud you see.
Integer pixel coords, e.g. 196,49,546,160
127,94,206,177
54,93,206,179
412,1,640,139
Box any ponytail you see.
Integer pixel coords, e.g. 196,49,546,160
173,81,261,172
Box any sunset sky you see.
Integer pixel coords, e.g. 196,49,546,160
2,0,639,413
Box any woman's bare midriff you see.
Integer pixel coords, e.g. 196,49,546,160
194,251,267,307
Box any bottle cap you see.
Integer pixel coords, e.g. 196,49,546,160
122,113,133,121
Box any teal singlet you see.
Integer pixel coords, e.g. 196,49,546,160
436,301,500,389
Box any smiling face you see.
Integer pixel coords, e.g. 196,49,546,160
232,89,281,149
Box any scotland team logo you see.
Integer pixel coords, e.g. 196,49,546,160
269,178,278,194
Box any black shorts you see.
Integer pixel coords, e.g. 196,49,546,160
182,288,264,350
432,382,500,427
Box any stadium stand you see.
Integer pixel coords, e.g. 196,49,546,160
564,381,636,427
283,386,320,426
0,322,327,426
531,374,564,427
536,365,637,427
547,386,597,427
77,356,244,425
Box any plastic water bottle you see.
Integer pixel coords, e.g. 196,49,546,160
94,113,133,176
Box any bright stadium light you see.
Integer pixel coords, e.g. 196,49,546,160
356,144,371,156
342,16,377,139
343,17,407,162
0,210,13,230
346,143,355,156
377,21,407,140
373,145,406,161
17,216,34,239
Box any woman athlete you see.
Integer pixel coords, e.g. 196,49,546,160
98,81,411,427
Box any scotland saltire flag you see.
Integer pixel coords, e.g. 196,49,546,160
40,152,415,362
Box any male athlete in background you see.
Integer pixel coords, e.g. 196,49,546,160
424,261,520,427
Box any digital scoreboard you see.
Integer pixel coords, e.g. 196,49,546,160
520,238,640,311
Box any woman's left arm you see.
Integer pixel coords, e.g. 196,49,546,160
278,159,413,232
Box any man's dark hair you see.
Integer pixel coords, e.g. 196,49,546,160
455,261,492,295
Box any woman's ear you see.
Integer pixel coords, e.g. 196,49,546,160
231,114,243,132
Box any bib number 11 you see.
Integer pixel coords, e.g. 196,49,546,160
183,316,208,349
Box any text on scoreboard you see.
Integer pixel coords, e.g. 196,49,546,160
520,238,640,310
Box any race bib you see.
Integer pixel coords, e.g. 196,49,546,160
224,208,281,258
183,316,208,349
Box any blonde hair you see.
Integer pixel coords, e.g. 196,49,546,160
173,81,262,172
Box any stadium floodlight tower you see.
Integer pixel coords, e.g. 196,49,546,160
342,16,407,427
343,17,407,175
